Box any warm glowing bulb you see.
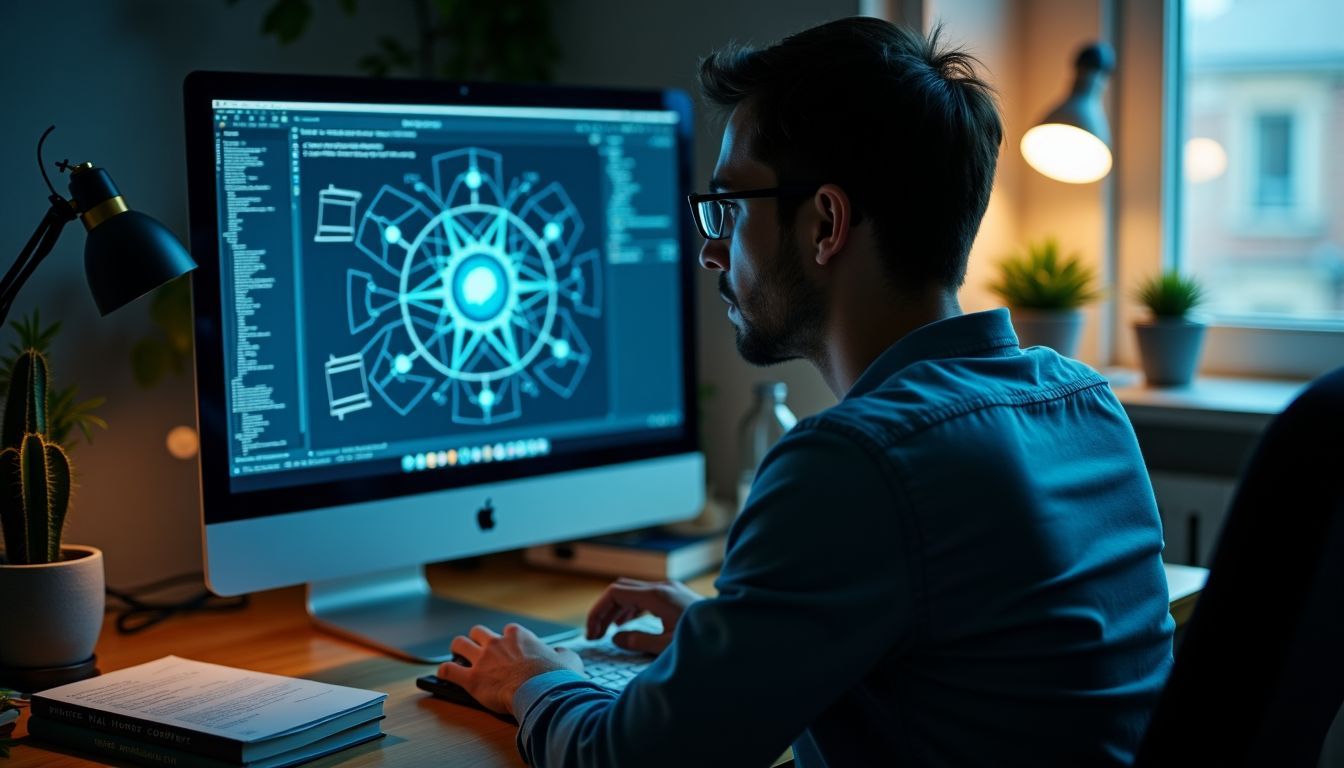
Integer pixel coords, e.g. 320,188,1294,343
166,426,199,460
1184,137,1228,183
1020,123,1113,184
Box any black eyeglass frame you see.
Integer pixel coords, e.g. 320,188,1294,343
686,185,821,240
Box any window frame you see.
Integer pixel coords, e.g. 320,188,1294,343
1152,0,1344,377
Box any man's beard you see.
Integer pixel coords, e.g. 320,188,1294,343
725,234,825,366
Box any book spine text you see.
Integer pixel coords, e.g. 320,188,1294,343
30,698,239,761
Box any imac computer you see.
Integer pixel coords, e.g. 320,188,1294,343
182,72,702,662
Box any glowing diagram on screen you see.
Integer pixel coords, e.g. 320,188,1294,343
329,148,602,425
314,185,362,242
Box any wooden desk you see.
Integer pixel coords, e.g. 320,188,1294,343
1164,562,1209,628
5,553,719,768
4,557,1205,767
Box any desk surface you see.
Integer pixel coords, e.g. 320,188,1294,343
4,556,1204,767
7,553,719,768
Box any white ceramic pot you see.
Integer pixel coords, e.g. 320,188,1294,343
0,545,104,669
1009,308,1085,358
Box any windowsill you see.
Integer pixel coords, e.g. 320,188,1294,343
1226,217,1326,239
1105,368,1309,432
1200,316,1344,333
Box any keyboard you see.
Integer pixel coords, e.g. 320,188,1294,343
558,613,662,692
416,614,663,713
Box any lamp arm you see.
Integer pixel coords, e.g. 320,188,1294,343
3,205,59,292
0,198,76,331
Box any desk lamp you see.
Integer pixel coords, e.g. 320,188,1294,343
1021,42,1116,184
5,126,197,329
0,127,196,692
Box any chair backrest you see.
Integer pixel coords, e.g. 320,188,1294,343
1133,366,1344,767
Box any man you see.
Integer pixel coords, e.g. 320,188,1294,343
438,17,1174,767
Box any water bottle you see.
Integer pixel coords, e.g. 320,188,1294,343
737,381,798,512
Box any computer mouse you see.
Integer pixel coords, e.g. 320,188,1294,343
415,673,517,724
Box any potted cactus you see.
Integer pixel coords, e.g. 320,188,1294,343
1133,270,1208,387
0,313,107,690
988,237,1102,358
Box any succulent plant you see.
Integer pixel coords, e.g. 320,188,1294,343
988,238,1103,310
0,689,17,756
1134,269,1206,319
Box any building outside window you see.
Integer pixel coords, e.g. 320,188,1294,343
1253,112,1293,210
1179,0,1344,324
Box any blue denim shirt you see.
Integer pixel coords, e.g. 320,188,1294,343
514,308,1174,767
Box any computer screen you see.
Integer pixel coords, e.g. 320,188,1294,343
184,72,703,659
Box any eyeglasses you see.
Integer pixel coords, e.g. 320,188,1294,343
686,186,820,240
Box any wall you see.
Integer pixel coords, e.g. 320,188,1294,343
1014,0,1112,365
1113,0,1172,369
924,0,1024,315
0,0,1170,584
0,1,411,586
0,1,862,586
553,0,1125,504
921,0,1116,367
548,0,860,498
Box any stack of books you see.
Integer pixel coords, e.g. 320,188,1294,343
525,527,727,581
27,656,386,768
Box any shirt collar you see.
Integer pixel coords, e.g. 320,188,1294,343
845,308,1021,400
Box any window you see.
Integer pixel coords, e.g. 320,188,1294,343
1253,112,1292,210
1177,0,1343,326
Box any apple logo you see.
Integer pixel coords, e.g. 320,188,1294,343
476,498,496,531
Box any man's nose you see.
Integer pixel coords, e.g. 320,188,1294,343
699,238,728,272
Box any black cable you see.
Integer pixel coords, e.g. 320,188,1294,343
105,572,249,635
36,125,58,198
1,125,83,329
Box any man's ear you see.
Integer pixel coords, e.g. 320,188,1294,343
811,183,852,266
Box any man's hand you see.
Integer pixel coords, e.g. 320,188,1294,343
586,577,704,654
437,624,583,716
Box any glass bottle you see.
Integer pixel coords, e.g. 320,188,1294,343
737,381,798,513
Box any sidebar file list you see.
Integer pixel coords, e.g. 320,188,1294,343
216,119,304,474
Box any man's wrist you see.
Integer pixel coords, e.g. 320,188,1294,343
511,669,590,719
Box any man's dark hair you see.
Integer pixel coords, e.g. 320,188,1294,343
699,17,1002,289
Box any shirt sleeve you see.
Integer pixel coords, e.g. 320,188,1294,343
514,423,917,767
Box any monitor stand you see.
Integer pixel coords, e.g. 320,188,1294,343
306,566,579,663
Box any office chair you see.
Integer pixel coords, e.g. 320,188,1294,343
1133,366,1344,767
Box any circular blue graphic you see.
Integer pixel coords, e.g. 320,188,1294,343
451,254,510,323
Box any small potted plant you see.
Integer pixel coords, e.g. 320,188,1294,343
0,313,107,691
0,688,21,756
988,237,1102,358
1133,270,1208,387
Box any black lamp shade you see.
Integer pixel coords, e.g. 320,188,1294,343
84,209,196,316
65,164,196,315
